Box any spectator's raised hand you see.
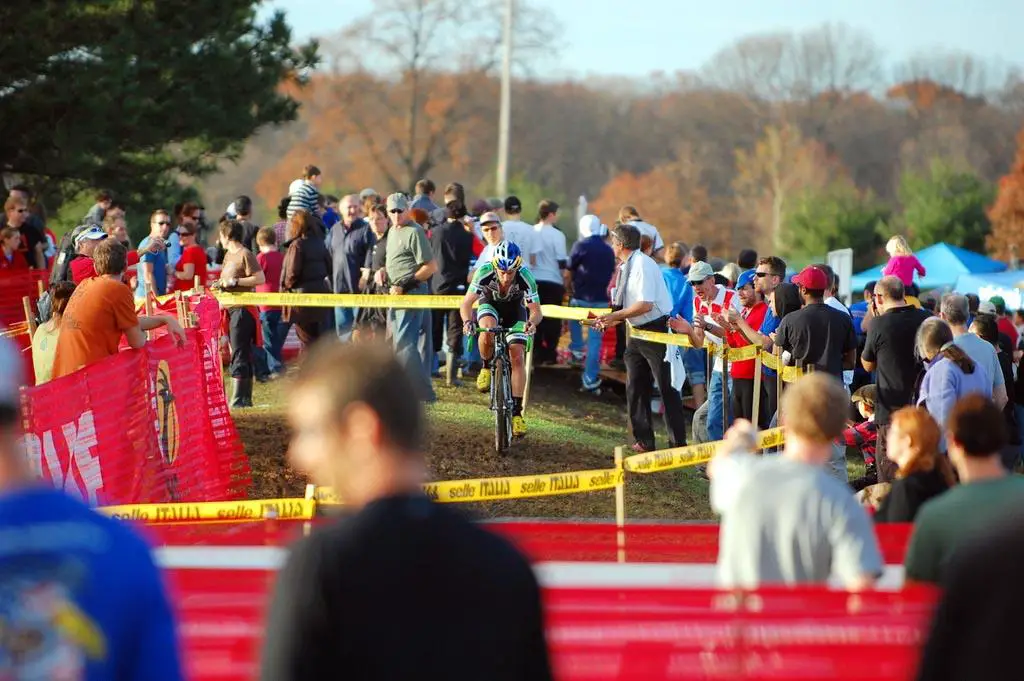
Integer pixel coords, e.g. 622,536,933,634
668,315,692,335
724,308,741,326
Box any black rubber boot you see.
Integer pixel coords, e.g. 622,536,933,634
230,378,253,409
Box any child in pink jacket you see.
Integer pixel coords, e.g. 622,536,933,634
882,235,925,288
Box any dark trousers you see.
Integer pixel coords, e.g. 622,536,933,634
625,319,688,449
615,324,626,361
432,310,463,356
295,319,328,348
875,424,898,483
432,287,463,356
535,281,565,363
763,374,779,426
731,377,766,428
228,307,256,379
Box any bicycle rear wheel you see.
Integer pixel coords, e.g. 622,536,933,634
492,356,512,453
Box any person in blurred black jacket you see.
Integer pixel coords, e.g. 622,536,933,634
430,200,474,384
970,313,1021,469
262,342,552,681
916,508,1024,681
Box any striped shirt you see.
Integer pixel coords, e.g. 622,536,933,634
286,180,319,219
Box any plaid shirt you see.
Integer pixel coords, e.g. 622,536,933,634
839,420,877,465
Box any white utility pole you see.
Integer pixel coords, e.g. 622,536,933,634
496,0,514,197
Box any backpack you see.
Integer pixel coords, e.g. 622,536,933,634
36,224,91,323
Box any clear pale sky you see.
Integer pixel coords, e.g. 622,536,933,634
265,0,1023,78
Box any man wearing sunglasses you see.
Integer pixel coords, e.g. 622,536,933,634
3,196,45,269
137,210,173,298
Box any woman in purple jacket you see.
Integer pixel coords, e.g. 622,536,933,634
915,317,992,435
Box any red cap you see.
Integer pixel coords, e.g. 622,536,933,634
792,266,829,291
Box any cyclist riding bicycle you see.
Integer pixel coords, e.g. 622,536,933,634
461,240,543,437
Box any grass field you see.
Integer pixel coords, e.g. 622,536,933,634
232,367,867,521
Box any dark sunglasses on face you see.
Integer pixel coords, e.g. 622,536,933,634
389,209,403,214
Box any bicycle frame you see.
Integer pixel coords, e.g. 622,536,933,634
474,325,521,453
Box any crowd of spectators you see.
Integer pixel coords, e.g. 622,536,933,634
9,168,1024,679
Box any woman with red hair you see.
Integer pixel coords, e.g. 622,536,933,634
874,406,956,523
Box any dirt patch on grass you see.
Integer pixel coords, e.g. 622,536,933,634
235,366,712,520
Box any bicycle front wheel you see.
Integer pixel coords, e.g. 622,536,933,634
492,356,512,453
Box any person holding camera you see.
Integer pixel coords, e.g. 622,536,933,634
860,276,931,483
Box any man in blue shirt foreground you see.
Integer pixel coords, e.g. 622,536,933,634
0,332,182,681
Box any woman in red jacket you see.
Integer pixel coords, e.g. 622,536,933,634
0,226,28,271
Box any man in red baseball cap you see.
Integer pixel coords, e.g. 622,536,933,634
774,265,858,482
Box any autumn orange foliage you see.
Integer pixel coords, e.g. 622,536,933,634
986,127,1024,260
589,162,723,251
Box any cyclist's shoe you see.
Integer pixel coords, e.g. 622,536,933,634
476,367,491,393
512,415,527,438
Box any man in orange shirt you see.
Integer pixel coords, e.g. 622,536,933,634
52,240,186,379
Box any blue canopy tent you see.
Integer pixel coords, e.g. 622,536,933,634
953,270,1024,310
850,243,1007,291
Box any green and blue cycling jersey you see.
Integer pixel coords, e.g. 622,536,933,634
468,262,540,306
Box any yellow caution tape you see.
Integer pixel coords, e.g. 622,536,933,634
213,291,609,322
784,365,809,382
627,328,761,362
628,327,696,348
543,304,612,320
213,291,462,309
623,441,719,473
761,351,780,371
425,468,624,502
314,468,625,506
757,427,786,449
625,427,787,474
97,498,315,522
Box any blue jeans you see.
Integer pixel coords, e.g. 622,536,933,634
390,284,436,401
259,310,288,374
707,370,734,441
681,348,706,387
568,298,607,387
335,306,357,342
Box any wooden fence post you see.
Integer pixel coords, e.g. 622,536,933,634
22,297,36,336
614,445,626,563
721,345,730,437
752,345,763,433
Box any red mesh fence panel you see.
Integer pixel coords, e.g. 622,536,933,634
20,325,250,505
0,269,47,383
166,563,936,681
489,523,915,565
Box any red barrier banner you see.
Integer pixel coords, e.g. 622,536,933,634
165,566,935,681
20,329,250,505
0,268,48,383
